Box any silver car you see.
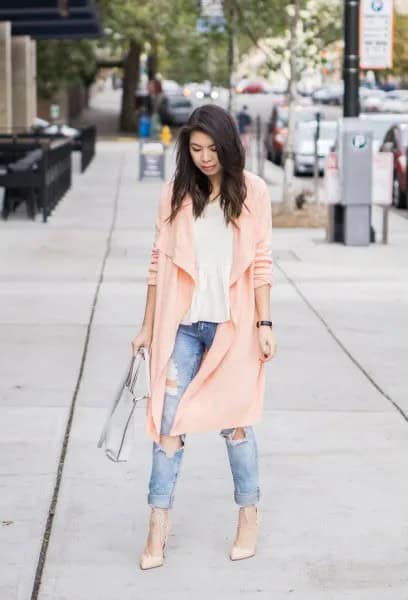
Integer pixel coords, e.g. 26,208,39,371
294,120,338,175
158,95,194,126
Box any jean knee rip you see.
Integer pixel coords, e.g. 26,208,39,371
165,357,178,397
154,442,184,458
153,433,186,457
220,426,249,445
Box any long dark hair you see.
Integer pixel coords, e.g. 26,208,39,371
168,104,247,226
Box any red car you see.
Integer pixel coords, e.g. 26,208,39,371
264,106,317,165
236,79,271,94
380,123,408,209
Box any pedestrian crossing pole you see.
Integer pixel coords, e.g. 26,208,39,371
328,0,361,241
343,0,360,118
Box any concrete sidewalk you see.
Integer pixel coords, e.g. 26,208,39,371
1,140,408,600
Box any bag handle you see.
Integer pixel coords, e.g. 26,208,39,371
139,346,151,397
97,347,151,449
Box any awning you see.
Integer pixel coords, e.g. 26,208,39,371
0,0,103,39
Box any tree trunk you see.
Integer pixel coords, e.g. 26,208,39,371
147,38,158,80
226,2,236,114
281,0,300,212
119,39,141,133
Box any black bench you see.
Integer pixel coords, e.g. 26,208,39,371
0,138,72,222
72,125,96,173
1,148,43,218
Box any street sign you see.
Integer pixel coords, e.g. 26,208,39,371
50,104,60,120
196,15,226,33
324,152,340,204
139,141,165,181
372,152,393,206
197,0,226,32
323,151,393,206
200,0,224,18
360,0,394,70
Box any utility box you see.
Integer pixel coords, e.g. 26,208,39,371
329,118,373,246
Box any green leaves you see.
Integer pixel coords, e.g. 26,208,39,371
37,39,98,100
393,14,408,79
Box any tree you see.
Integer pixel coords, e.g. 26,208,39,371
393,13,408,85
98,0,160,131
226,0,342,210
98,0,225,131
37,39,97,101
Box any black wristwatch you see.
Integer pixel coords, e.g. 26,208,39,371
256,320,273,328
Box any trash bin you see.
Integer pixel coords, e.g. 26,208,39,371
138,112,151,138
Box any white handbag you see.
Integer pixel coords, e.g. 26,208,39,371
97,347,151,462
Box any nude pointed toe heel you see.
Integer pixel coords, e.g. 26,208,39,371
230,506,259,561
139,508,171,570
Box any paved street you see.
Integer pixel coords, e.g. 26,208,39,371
1,135,408,599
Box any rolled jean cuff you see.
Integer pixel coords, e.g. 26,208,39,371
148,493,174,509
234,487,260,507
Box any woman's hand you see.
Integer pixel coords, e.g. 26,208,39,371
258,326,277,362
131,326,152,356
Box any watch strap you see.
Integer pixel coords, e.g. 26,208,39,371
256,320,273,328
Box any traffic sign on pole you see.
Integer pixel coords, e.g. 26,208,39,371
360,0,394,70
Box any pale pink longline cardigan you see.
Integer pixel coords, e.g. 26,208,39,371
145,170,272,443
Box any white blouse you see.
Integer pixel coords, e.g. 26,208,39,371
181,199,233,324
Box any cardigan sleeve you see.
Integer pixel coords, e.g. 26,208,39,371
253,180,273,289
147,183,171,286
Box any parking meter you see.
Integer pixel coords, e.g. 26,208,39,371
333,118,373,246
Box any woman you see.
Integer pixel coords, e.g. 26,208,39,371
131,104,276,570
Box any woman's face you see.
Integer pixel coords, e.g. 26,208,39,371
189,130,222,178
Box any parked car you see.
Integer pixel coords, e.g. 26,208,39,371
158,94,194,126
183,81,221,100
236,78,272,94
382,90,408,114
379,123,408,209
162,79,183,96
264,105,318,165
293,120,338,175
359,88,386,113
359,113,408,152
312,83,343,105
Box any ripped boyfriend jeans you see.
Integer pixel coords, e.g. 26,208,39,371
148,321,260,509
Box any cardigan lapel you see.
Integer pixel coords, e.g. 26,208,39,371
229,209,256,286
157,197,256,288
156,197,197,284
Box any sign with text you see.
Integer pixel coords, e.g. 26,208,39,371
200,0,224,18
197,0,226,32
360,0,394,70
139,141,165,181
324,152,340,205
372,152,393,206
323,151,393,206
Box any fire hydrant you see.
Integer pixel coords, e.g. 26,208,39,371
160,125,172,146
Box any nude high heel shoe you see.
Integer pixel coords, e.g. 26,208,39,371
139,507,171,570
230,505,259,561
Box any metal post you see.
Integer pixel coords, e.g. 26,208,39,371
227,4,235,114
313,111,321,202
282,0,300,210
40,146,48,223
343,0,360,118
406,146,408,208
256,115,262,176
382,205,389,244
139,140,143,181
